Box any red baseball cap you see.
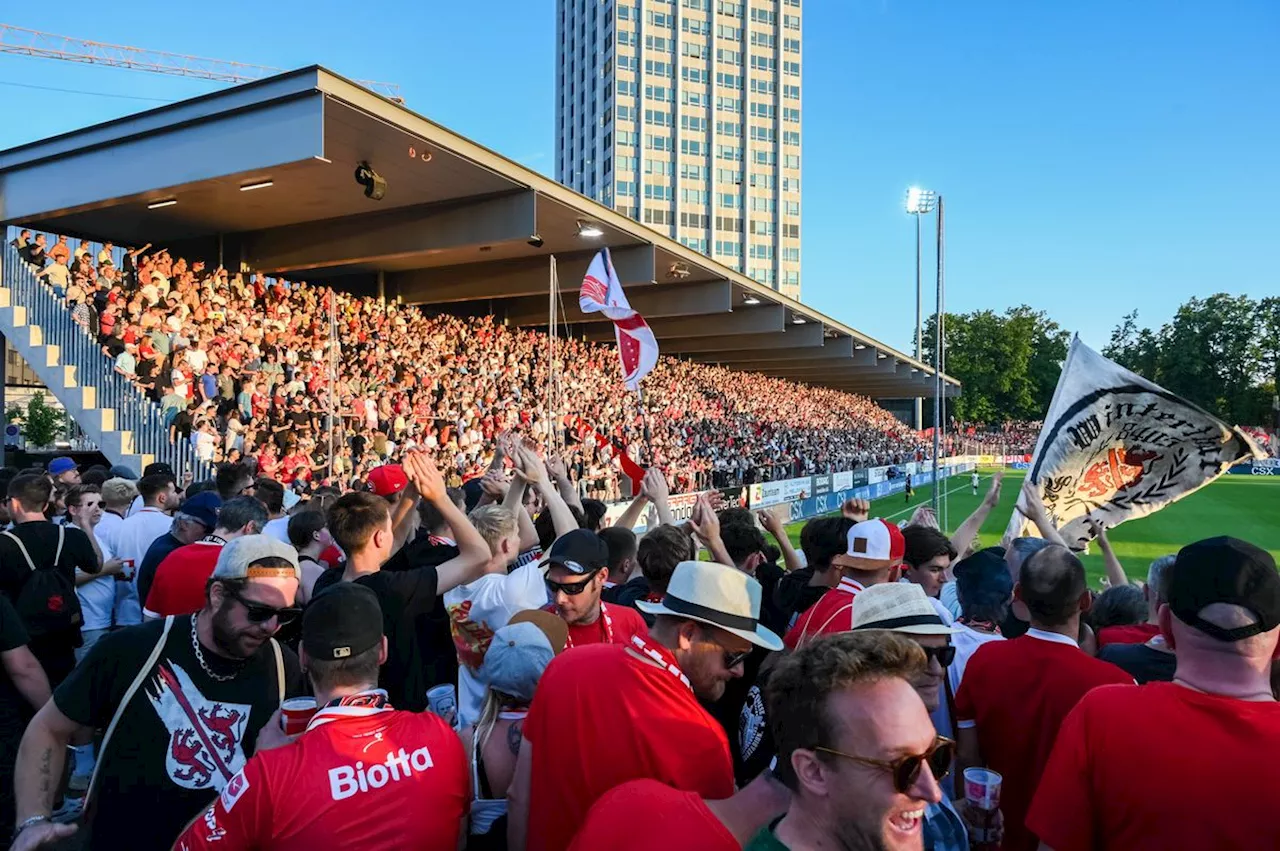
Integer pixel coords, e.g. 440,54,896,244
366,464,408,498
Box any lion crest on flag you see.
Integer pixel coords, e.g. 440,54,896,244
1009,338,1261,549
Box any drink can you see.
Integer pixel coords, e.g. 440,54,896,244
963,767,1002,845
119,558,136,580
426,684,458,728
280,697,318,736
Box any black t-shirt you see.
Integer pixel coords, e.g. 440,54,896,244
311,566,439,711
172,409,194,439
384,536,463,690
735,658,778,787
1098,642,1176,684
0,595,32,742
54,615,304,851
0,521,98,678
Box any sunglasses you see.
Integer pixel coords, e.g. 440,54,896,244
701,632,750,670
919,644,956,667
546,568,602,596
228,589,301,626
816,736,955,794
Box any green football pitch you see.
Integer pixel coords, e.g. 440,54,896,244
783,468,1280,589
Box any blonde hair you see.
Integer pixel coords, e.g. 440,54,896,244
469,504,519,556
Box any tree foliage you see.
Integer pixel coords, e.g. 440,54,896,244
920,306,1070,422
12,394,64,448
1103,294,1277,425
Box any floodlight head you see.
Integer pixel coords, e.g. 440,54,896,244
905,186,937,214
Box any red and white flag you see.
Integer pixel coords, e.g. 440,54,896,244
579,248,658,391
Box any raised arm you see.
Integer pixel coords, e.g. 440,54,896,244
1017,480,1070,549
515,446,577,540
499,472,540,553
689,495,734,567
546,453,583,513
1088,517,1129,588
951,472,1003,561
404,452,490,594
642,467,675,527
758,506,803,573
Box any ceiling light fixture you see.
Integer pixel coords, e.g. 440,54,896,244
239,180,274,192
147,199,177,209
576,220,604,238
742,295,761,305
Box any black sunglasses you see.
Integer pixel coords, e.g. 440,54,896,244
816,736,955,794
702,631,750,670
228,589,300,626
920,644,956,667
546,568,602,597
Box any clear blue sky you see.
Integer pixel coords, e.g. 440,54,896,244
1,0,1277,356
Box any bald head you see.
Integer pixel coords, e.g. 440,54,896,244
1019,545,1088,627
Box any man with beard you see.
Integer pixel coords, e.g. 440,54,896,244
543,529,648,649
10,536,305,851
508,561,782,851
745,631,947,851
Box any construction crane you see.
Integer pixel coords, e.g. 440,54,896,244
0,24,403,101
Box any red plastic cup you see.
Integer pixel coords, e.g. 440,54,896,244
280,697,318,736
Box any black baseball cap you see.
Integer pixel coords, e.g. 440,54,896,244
543,528,609,575
143,462,175,478
302,583,384,660
1167,537,1280,642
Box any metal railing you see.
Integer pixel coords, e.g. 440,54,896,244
1,244,211,480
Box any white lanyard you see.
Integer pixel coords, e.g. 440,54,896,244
565,602,615,650
630,634,691,691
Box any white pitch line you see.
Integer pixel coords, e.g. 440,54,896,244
877,473,992,522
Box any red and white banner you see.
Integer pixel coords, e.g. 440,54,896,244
579,248,659,391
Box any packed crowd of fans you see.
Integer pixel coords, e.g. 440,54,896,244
955,421,1043,456
0,451,1268,851
8,230,926,499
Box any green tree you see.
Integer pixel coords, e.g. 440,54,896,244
1104,294,1273,425
920,306,1069,422
16,394,65,448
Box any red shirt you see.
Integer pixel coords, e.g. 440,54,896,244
524,640,734,851
567,778,738,851
564,602,649,649
145,541,224,618
782,577,864,649
1096,622,1160,648
1028,682,1280,851
954,630,1133,851
174,697,467,851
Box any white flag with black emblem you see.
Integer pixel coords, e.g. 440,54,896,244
1006,336,1262,548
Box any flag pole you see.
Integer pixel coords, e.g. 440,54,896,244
547,254,558,453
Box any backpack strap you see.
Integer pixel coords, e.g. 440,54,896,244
2,531,38,572
54,525,64,565
84,615,174,811
271,638,284,705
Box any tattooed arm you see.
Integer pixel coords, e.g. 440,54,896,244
11,702,90,850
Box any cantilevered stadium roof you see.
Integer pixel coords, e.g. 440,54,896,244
0,66,957,400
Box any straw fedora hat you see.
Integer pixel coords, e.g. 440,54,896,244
637,561,783,651
851,583,961,636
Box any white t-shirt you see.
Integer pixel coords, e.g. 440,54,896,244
72,524,116,631
972,472,980,487
111,507,174,626
263,516,291,544
444,563,549,728
948,623,1005,695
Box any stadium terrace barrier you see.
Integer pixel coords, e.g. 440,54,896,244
603,460,978,533
1,245,212,480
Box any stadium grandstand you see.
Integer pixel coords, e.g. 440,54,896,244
0,67,955,486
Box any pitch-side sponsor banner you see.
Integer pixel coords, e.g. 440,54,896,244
813,474,833,497
832,471,855,491
868,466,889,485
749,476,812,509
1005,337,1261,548
852,469,869,488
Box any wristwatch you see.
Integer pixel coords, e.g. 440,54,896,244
12,814,50,841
